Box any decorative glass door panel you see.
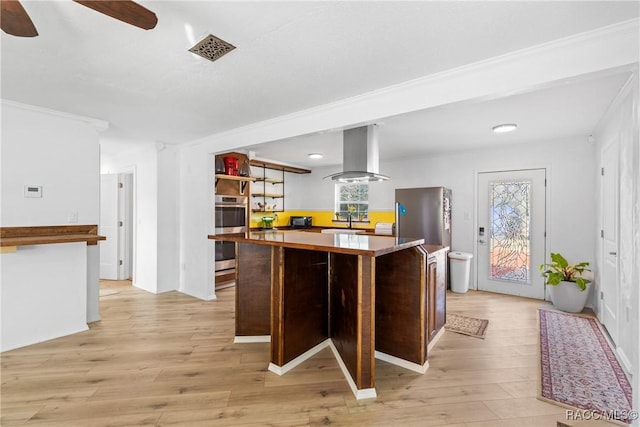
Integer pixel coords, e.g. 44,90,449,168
489,180,531,284
478,170,546,299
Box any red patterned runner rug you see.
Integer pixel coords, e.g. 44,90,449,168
538,309,634,424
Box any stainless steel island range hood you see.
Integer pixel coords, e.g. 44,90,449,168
324,124,389,183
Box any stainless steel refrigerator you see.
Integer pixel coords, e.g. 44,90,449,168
395,187,452,247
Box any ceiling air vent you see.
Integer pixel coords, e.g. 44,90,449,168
189,34,236,62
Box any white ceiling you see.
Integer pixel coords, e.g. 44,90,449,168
243,71,633,167
1,1,638,165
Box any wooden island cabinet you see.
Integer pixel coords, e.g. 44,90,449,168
208,230,448,399
425,246,447,345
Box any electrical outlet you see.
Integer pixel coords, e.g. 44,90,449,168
67,211,78,223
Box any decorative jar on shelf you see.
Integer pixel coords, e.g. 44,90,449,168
239,160,251,177
215,157,225,174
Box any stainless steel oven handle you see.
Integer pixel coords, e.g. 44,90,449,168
215,226,247,234
215,203,248,208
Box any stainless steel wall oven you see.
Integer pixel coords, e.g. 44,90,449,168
215,195,247,273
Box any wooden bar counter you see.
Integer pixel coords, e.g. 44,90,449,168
208,230,430,399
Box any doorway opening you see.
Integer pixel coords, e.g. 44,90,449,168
99,172,134,282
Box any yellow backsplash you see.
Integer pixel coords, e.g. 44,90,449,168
250,211,395,229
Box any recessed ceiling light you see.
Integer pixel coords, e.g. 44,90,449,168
492,123,518,133
308,153,323,159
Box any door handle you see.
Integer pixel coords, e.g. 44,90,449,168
609,251,617,256
478,239,487,244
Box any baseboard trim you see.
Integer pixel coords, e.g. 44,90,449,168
234,335,270,344
328,340,377,400
375,350,429,374
268,339,330,376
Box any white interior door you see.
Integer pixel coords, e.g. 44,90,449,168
477,169,546,299
118,173,133,280
100,173,119,280
601,140,619,344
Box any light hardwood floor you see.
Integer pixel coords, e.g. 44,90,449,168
1,281,572,426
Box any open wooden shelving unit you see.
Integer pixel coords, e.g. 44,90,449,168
249,159,310,213
214,174,254,195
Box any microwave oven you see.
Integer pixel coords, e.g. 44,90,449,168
290,216,312,229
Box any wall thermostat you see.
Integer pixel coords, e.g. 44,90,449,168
24,185,42,198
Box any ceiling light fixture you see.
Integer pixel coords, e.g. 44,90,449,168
492,123,518,133
308,153,323,159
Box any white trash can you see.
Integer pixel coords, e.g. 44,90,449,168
448,251,473,293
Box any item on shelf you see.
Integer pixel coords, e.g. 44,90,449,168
224,156,239,176
262,216,274,229
215,156,225,174
239,160,252,177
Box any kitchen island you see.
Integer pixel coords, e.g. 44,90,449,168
208,230,438,399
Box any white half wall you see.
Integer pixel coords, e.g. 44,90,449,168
87,245,101,323
1,243,88,351
1,101,103,350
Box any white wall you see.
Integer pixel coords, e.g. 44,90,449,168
178,150,215,300
292,138,597,292
593,72,639,412
157,146,180,293
86,245,100,322
101,142,158,293
101,141,180,294
1,101,103,351
1,103,100,226
177,22,635,301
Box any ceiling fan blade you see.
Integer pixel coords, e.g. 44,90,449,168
1,0,38,37
72,0,157,30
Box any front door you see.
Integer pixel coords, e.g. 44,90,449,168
477,169,546,299
601,140,619,344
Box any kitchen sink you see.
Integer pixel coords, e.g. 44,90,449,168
320,229,364,234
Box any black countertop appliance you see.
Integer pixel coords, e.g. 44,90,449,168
290,216,312,229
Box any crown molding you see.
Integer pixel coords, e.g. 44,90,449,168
187,18,639,152
1,99,109,132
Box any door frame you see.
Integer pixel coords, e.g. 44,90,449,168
114,165,137,284
118,172,134,280
473,166,551,300
598,137,620,345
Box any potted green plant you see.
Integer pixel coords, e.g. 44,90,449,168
539,252,591,313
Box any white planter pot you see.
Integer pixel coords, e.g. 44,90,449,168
548,281,591,313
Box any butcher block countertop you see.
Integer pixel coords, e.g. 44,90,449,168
0,225,105,250
208,230,424,257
